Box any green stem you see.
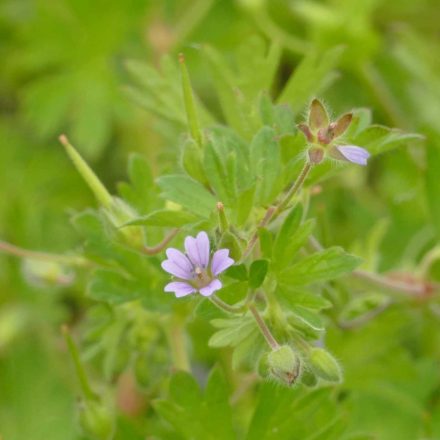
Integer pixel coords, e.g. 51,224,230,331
242,161,312,261
143,228,180,255
165,315,190,372
309,235,436,296
59,135,113,209
209,295,246,314
248,304,280,350
0,240,89,267
276,162,312,214
62,326,97,401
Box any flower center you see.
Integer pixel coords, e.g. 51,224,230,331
193,266,211,288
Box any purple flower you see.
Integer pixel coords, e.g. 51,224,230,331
331,145,370,166
161,231,234,298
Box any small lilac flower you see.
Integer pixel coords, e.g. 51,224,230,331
330,145,371,166
161,231,234,298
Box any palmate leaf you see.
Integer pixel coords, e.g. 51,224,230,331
250,126,283,206
117,153,157,215
154,367,235,440
245,383,347,440
278,247,362,286
157,174,217,218
203,36,281,139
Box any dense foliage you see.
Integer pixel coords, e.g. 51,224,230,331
1,1,440,439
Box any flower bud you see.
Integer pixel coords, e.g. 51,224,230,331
307,147,325,164
268,345,301,386
78,400,115,440
308,347,342,383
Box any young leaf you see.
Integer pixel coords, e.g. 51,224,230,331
274,217,316,270
250,126,282,206
157,174,217,218
278,247,362,286
249,259,269,289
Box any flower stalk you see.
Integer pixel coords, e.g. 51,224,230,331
62,325,97,401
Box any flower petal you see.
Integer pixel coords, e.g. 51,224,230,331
164,281,195,298
185,231,210,268
161,260,193,280
211,249,234,276
199,279,222,297
335,145,370,166
166,248,193,274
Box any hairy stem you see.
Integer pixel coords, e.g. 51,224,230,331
143,229,180,255
0,240,89,267
248,304,280,350
209,295,246,314
62,325,97,401
309,235,436,296
242,161,312,261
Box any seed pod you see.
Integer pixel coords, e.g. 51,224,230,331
181,139,208,185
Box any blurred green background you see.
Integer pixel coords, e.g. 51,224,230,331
1,0,440,439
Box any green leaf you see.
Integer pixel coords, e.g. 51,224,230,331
154,368,235,440
209,317,255,348
121,209,198,228
276,288,332,310
203,367,235,439
258,228,273,260
278,247,362,286
249,259,269,289
225,264,248,281
278,46,343,113
426,141,440,237
117,153,155,214
87,269,141,304
249,126,283,205
350,125,423,156
157,174,217,218
274,215,316,270
290,306,324,331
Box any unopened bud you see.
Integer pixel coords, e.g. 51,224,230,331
307,147,325,164
268,345,301,386
308,347,342,383
78,400,115,440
